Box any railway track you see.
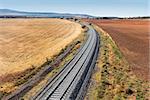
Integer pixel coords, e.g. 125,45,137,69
32,24,100,100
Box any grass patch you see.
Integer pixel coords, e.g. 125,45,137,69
85,25,149,100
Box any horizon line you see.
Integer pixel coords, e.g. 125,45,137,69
0,8,149,18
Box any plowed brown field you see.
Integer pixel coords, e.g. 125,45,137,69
0,18,81,81
85,19,149,80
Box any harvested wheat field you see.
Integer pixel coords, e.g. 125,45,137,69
85,19,149,80
0,18,81,82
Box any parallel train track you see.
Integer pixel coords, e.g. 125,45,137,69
32,24,100,100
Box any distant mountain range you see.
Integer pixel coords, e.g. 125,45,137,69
0,9,149,19
0,9,94,18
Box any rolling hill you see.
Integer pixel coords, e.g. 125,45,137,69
0,9,94,18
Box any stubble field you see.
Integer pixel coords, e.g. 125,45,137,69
0,18,81,83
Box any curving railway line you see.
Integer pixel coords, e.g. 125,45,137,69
32,24,100,100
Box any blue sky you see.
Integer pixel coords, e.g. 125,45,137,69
0,0,149,17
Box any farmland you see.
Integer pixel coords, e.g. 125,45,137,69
84,24,149,100
0,18,82,83
84,19,149,80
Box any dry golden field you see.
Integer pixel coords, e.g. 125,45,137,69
0,18,81,83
